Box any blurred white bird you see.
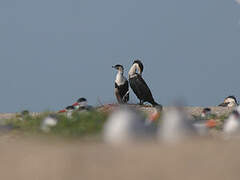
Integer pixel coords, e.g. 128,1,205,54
41,114,58,132
223,110,240,139
192,121,209,137
103,106,157,145
158,107,197,143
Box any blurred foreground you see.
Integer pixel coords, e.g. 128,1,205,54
0,105,239,179
0,138,239,180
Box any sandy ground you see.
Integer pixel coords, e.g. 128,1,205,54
0,136,239,180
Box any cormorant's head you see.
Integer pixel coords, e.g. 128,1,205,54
112,64,124,72
133,60,144,74
219,96,238,107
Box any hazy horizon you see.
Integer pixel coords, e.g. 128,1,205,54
0,0,240,112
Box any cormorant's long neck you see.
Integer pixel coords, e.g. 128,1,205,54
128,63,140,77
115,70,125,85
117,70,123,75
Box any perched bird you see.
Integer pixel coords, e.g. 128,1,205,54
219,96,238,107
223,110,240,139
21,110,30,116
65,106,74,118
201,108,211,119
128,60,161,107
112,64,129,104
72,97,92,111
41,114,58,132
158,107,197,143
197,107,217,128
59,97,92,117
58,105,75,118
192,108,213,136
16,110,30,121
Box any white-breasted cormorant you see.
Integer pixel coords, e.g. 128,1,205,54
112,64,129,104
128,60,160,107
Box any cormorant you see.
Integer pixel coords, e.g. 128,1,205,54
128,60,160,107
112,64,129,104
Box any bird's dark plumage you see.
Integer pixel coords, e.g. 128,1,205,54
77,98,87,103
115,81,129,103
66,105,75,110
129,74,159,106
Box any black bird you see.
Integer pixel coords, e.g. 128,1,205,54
128,60,160,107
112,64,129,103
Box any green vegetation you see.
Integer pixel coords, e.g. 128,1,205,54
4,108,231,139
7,111,108,138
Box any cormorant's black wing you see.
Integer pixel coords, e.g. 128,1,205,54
129,74,154,103
115,81,129,103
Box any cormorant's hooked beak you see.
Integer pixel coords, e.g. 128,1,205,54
112,66,117,70
218,102,229,107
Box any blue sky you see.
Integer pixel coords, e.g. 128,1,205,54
0,0,240,112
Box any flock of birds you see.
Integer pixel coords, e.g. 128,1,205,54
40,60,240,143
